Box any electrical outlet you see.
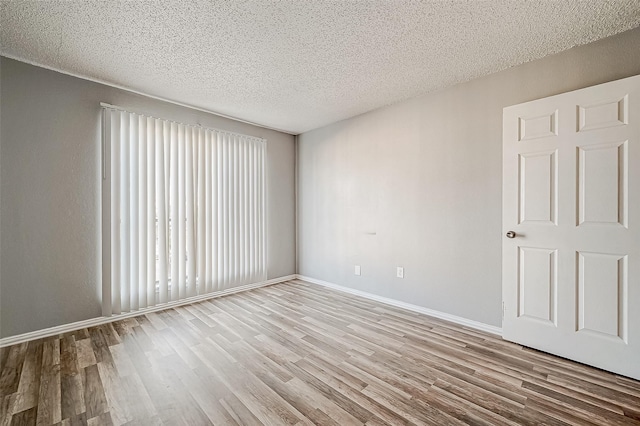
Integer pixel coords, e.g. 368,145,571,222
355,265,361,276
396,267,404,278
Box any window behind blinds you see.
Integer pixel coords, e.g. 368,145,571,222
102,106,266,315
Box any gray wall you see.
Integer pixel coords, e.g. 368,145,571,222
0,58,296,338
297,27,640,328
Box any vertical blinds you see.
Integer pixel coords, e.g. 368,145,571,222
102,106,266,316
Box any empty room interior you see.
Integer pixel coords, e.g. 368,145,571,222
2,1,640,425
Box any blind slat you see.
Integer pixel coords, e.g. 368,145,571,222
138,115,148,309
120,111,130,313
186,127,197,297
178,124,186,300
205,130,213,294
156,120,169,304
248,143,254,282
130,114,139,311
216,134,223,291
146,117,156,306
197,128,206,295
170,122,179,301
111,111,121,315
222,134,229,289
102,111,113,316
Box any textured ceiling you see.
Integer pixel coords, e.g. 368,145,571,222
1,1,639,134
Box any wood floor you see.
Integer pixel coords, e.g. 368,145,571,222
1,280,640,426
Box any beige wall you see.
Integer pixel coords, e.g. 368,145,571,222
297,27,640,327
0,58,296,338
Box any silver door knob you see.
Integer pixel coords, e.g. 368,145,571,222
506,231,516,239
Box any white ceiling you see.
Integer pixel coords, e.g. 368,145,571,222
1,1,639,134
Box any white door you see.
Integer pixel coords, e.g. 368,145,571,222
503,74,640,380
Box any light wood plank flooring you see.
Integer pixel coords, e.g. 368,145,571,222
1,279,640,425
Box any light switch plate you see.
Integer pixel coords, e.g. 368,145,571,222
396,267,404,278
355,265,361,276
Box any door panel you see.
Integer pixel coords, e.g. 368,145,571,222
518,110,558,141
577,251,627,341
577,141,627,227
518,247,557,325
578,95,628,132
503,74,640,380
519,150,557,225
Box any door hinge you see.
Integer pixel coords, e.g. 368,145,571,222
502,301,505,321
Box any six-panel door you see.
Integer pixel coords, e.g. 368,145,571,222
503,74,640,380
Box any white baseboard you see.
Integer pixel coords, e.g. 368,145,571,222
0,274,296,348
1,274,501,347
295,274,502,336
